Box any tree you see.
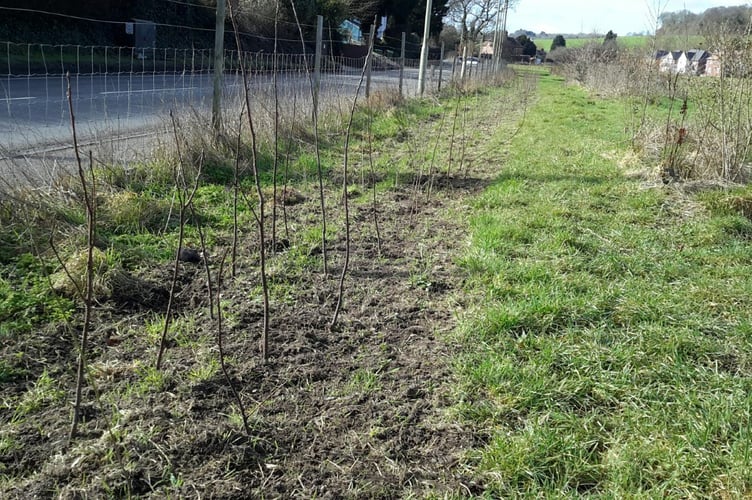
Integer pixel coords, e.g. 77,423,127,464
440,24,460,49
447,0,518,54
603,30,617,44
516,34,536,57
357,0,448,41
551,34,566,51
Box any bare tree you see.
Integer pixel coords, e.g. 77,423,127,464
447,0,517,54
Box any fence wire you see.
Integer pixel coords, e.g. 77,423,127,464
0,41,493,167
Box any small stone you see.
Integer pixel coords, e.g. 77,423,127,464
178,247,202,263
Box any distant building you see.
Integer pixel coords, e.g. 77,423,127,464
652,49,716,77
656,50,682,73
477,35,524,61
705,53,722,77
689,50,710,75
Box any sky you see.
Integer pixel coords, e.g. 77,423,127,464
507,1,748,35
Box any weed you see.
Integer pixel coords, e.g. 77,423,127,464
132,363,170,396
12,370,65,422
345,368,381,395
187,356,220,384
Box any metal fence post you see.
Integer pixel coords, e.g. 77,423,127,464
399,32,405,97
211,0,226,136
460,45,467,82
365,23,375,99
313,15,323,118
438,42,445,92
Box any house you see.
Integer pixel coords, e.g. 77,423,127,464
658,51,682,73
653,49,713,76
480,40,494,58
705,54,722,76
676,50,696,73
690,50,710,75
477,35,524,61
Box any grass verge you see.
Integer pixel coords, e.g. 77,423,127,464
455,72,752,496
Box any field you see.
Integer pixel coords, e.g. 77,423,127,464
3,66,752,496
534,34,707,51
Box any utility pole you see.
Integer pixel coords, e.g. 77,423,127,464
212,0,226,137
499,0,509,70
492,0,503,73
417,0,433,96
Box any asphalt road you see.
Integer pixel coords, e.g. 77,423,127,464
0,67,434,155
0,60,463,184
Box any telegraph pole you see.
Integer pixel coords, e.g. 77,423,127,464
417,0,433,96
492,0,503,72
212,0,226,137
499,0,509,69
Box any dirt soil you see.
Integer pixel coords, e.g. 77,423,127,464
2,181,496,498
1,79,531,497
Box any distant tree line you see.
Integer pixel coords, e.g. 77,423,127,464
658,5,752,36
0,0,448,51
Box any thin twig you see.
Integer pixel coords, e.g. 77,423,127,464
156,110,201,370
216,249,251,436
366,109,382,257
66,71,96,440
229,2,270,361
289,0,328,276
331,28,373,330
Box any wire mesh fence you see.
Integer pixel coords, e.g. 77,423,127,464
0,40,498,183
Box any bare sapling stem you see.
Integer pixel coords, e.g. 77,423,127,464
289,0,328,276
232,111,243,278
331,31,373,330
188,198,214,319
216,249,251,436
282,92,297,241
185,151,211,318
229,3,270,361
156,111,201,371
366,110,382,257
66,72,96,440
446,89,462,176
426,105,449,201
271,0,280,253
459,89,470,176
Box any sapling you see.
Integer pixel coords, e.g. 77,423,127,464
331,23,374,330
62,72,96,440
155,111,201,371
289,0,328,276
216,249,251,436
229,2,270,361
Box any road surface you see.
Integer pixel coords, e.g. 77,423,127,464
0,62,459,182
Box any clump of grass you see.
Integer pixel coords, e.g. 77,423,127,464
100,191,172,233
51,247,119,300
12,370,66,422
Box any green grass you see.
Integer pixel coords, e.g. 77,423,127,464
455,73,752,496
534,35,706,51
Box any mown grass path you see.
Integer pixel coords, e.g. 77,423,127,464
456,72,752,496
